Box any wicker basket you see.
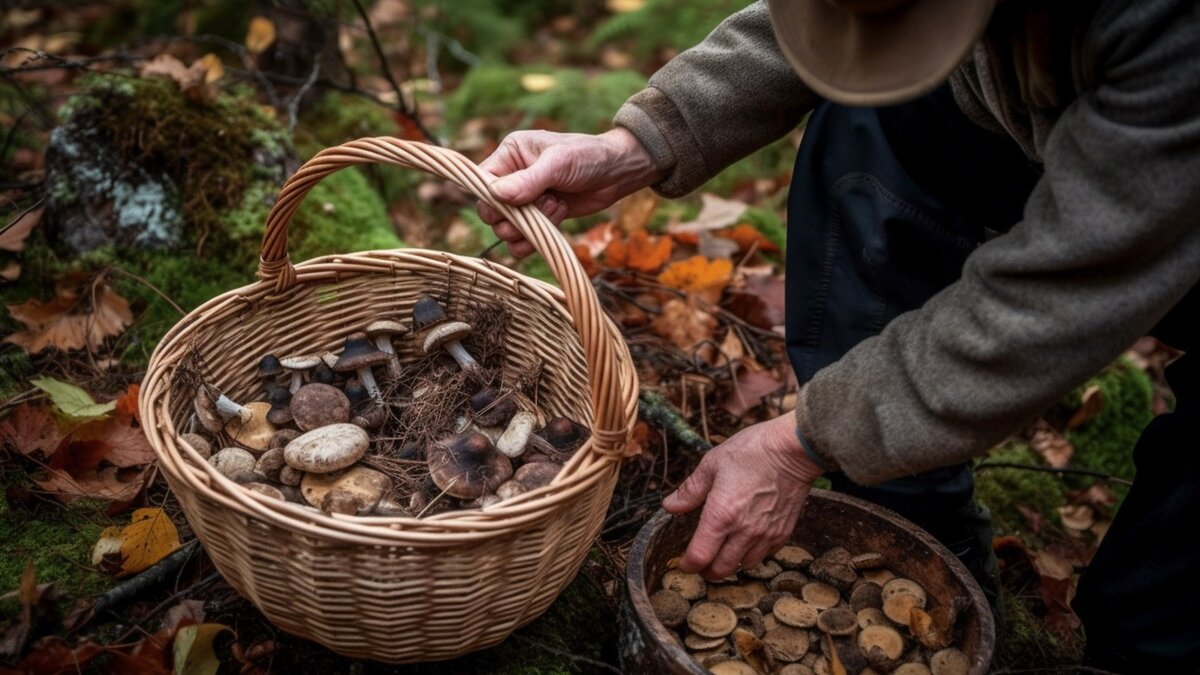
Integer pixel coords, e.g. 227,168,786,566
138,138,639,662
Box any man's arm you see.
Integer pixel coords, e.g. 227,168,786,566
796,0,1200,484
614,0,817,198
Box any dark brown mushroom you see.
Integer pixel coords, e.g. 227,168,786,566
495,461,561,500
470,388,517,428
255,447,286,482
257,354,283,385
289,383,351,432
265,385,293,426
179,433,212,460
284,423,369,473
650,589,691,628
426,431,513,499
365,319,407,380
536,416,590,456
411,295,448,331
332,333,390,401
279,354,322,393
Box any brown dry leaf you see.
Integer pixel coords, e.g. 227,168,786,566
623,421,650,458
32,415,156,503
0,206,42,252
696,230,739,260
9,636,104,675
727,271,786,330
668,194,748,235
245,16,277,54
1071,483,1117,515
0,403,66,459
1,261,20,281
1026,419,1073,468
1057,504,1096,531
717,223,780,253
5,280,133,353
163,599,206,633
651,297,716,352
139,53,195,85
603,230,672,273
615,190,659,233
722,363,784,417
657,256,733,304
908,607,949,650
1067,384,1104,429
574,220,616,258
115,383,141,424
197,53,223,84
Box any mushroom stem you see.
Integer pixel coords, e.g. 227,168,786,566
288,371,304,393
372,336,403,380
215,394,252,423
356,367,382,401
443,340,479,370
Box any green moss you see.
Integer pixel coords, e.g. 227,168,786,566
994,587,1081,669
289,168,404,262
588,0,754,57
740,205,788,252
974,441,1064,540
1065,358,1152,499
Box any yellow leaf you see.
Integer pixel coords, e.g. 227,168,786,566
606,0,645,12
245,16,276,55
197,53,223,84
92,527,122,566
116,508,181,576
173,623,231,675
657,255,733,303
520,73,557,93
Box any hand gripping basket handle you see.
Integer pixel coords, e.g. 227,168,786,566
257,137,628,456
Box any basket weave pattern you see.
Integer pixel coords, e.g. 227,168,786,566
139,139,638,662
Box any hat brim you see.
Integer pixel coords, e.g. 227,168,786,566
768,0,994,107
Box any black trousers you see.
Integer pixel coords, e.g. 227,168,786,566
785,84,1200,670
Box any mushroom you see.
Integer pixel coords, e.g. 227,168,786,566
244,482,284,501
856,607,888,629
688,601,739,639
851,552,887,570
301,465,392,515
311,359,336,385
773,597,819,628
365,319,407,380
757,591,787,616
743,559,782,580
894,664,933,675
257,354,283,387
773,545,815,570
279,465,303,487
770,571,808,594
684,634,727,651
929,648,970,675
495,411,537,458
810,556,858,589
422,321,480,372
662,570,706,601
816,608,857,636
255,447,286,482
265,384,293,426
284,423,369,473
708,584,758,611
858,625,905,672
426,431,513,499
225,401,277,453
179,432,212,460
800,582,840,609
862,568,896,586
290,383,351,431
469,388,517,428
209,447,256,481
650,589,691,628
779,666,815,675
494,461,561,500
279,354,322,393
331,333,389,401
536,416,589,456
763,625,810,663
373,495,409,517
343,378,369,408
850,581,883,612
193,388,251,433
411,295,448,331
881,578,927,624
269,428,300,450
708,662,758,675
351,404,387,430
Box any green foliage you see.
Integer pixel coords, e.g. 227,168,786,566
588,0,754,57
974,441,1064,540
996,587,1081,668
741,205,788,251
1065,358,1152,499
290,168,403,263
446,65,646,134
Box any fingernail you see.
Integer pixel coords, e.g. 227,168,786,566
491,177,517,200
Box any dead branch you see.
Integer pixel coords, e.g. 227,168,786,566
639,390,711,456
973,462,1134,487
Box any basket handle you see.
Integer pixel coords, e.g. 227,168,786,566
257,137,628,456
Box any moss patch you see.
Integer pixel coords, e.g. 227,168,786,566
975,441,1064,541
1063,358,1152,499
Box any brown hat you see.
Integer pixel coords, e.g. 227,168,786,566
767,0,995,106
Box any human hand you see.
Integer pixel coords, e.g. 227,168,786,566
663,413,825,580
478,127,664,257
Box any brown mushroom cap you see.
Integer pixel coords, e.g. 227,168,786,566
929,648,970,675
882,592,922,625
707,661,759,675
773,545,815,569
470,388,518,428
863,568,896,586
269,428,300,450
858,624,905,661
422,321,471,353
780,664,816,675
763,625,810,663
365,319,407,340
894,664,933,675
280,354,322,371
816,607,858,636
279,465,303,487
284,423,369,473
757,591,787,616
650,589,690,628
662,570,706,601
179,433,212,460
688,601,739,638
850,581,884,612
773,597,819,628
707,584,758,611
411,295,447,331
426,432,513,499
809,557,858,589
684,633,727,651
851,552,887,570
770,570,809,594
801,582,841,609
537,416,589,455
332,333,390,372
243,482,284,501
289,383,351,431
209,447,256,480
882,578,927,604
513,461,561,490
254,447,286,482
856,607,889,629
300,465,392,514
226,401,276,453
743,559,782,580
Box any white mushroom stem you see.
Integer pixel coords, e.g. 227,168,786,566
496,411,536,458
215,394,252,423
372,336,403,379
288,370,304,393
444,340,478,370
356,367,382,401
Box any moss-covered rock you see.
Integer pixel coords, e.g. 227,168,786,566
975,441,1064,540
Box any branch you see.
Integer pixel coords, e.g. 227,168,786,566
70,540,200,630
348,0,438,144
973,461,1134,487
639,390,711,456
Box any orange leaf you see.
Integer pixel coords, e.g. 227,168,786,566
615,190,659,234
571,243,600,278
245,16,276,55
651,297,716,352
115,384,141,424
657,255,732,303
604,230,672,273
31,414,155,503
718,223,779,253
574,221,615,258
623,421,649,458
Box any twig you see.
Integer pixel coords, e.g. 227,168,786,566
509,633,623,674
638,390,711,456
108,265,185,316
973,462,1134,487
349,0,437,143
0,196,45,237
416,478,456,518
111,571,221,644
287,59,321,133
72,540,201,630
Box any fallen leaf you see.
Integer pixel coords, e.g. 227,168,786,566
717,223,780,253
726,272,786,330
1026,419,1073,468
0,404,65,458
9,637,104,675
1067,384,1104,429
574,220,616,258
32,414,156,503
668,194,747,235
651,297,716,352
623,421,649,458
615,190,659,233
722,364,784,417
603,230,672,273
173,624,231,675
197,53,223,84
115,383,141,424
97,508,182,577
139,53,196,86
1,261,20,281
33,464,152,504
92,527,122,567
245,16,276,54
5,280,133,353
658,256,733,304
0,206,41,252
163,599,206,633
571,243,601,278
519,73,557,93
31,377,117,422
1057,504,1096,532
696,230,739,260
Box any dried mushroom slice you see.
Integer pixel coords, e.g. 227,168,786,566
894,664,933,675
708,584,758,611
882,591,922,625
757,591,787,615
688,601,739,638
856,607,889,629
823,547,853,564
816,607,858,636
650,589,690,628
780,664,816,675
773,545,815,569
707,661,759,675
743,559,782,580
684,633,727,651
850,552,887,570
763,625,810,663
762,613,780,633
812,656,832,675
662,570,706,601
858,625,905,671
850,581,884,612
929,648,971,675
770,570,808,594
809,558,858,589
772,597,819,628
862,568,896,586
882,578,927,603
731,627,770,673
692,648,732,666
737,608,766,638
800,582,840,609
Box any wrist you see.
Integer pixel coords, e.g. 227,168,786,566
769,413,825,480
603,127,667,189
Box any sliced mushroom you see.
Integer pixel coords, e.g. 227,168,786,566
688,601,739,638
816,607,857,636
772,597,819,628
863,568,896,586
662,570,706,601
284,423,369,473
881,578,927,623
801,582,840,609
225,402,276,453
856,607,889,629
929,648,970,675
179,433,212,460
300,465,392,515
809,557,857,590
708,584,758,611
851,552,887,570
279,354,322,393
858,625,905,672
743,559,782,580
244,482,284,501
332,333,390,401
650,589,690,628
426,431,513,499
779,664,816,675
422,321,479,372
470,388,517,427
707,661,759,675
763,625,810,663
255,447,286,482
850,581,884,612
893,663,933,675
364,319,407,380
773,545,815,570
290,383,351,431
495,410,536,458
757,591,787,616
770,570,808,594
731,626,770,673
684,633,727,651
209,447,256,480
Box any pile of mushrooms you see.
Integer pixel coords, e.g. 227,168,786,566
651,545,973,675
178,295,591,517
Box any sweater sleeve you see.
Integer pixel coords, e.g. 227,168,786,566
612,1,817,198
795,0,1200,485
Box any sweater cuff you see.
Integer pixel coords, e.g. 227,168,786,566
794,386,839,473
613,87,712,198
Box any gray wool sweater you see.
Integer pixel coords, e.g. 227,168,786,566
613,0,1200,485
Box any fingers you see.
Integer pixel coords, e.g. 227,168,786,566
490,146,570,205
663,458,715,515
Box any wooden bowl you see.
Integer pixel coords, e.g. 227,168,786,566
620,489,995,674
